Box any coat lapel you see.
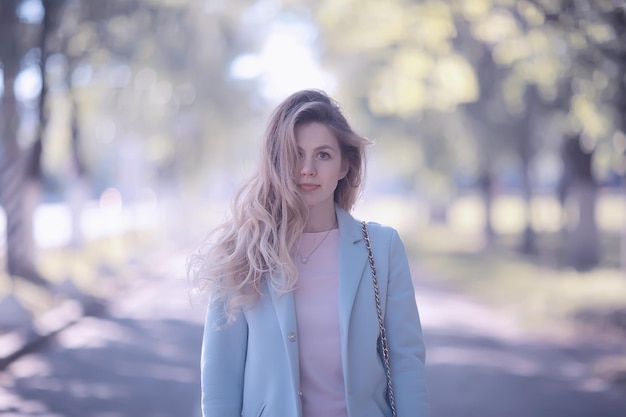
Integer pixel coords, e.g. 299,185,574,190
336,207,368,343
268,281,300,392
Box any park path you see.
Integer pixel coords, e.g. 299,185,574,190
1,245,625,416
414,276,626,417
0,243,205,417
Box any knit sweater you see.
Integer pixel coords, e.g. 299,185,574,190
293,229,347,417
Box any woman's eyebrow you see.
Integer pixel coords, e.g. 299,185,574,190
298,145,338,152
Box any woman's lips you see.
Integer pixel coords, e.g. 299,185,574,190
299,184,320,192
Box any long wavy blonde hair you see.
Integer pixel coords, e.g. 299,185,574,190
188,89,370,322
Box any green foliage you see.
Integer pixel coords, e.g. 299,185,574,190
2,0,623,210
408,224,626,334
19,0,267,199
308,0,625,191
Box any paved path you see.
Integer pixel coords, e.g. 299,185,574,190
1,253,625,416
0,246,205,417
415,281,626,417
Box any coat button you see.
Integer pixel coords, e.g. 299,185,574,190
298,391,303,396
288,332,296,342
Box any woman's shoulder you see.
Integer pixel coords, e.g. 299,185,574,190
360,220,412,265
338,206,403,242
362,219,403,242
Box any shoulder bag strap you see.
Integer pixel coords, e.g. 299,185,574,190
361,221,398,417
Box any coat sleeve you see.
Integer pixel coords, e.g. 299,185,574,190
201,302,248,417
384,228,430,416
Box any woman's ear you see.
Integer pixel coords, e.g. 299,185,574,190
340,160,350,180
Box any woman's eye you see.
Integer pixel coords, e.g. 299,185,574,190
317,152,330,160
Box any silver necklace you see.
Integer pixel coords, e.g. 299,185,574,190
298,229,332,264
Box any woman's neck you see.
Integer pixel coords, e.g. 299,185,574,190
304,206,337,232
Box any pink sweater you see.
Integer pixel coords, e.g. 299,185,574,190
293,229,347,417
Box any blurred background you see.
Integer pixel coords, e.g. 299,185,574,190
0,0,625,415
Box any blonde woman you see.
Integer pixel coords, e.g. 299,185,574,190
189,89,429,417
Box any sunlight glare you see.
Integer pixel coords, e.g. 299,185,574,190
17,0,44,24
15,65,42,102
230,54,263,79
230,18,336,103
260,20,336,101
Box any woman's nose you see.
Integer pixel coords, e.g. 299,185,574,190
300,157,316,176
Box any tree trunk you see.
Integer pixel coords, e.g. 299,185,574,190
67,91,88,248
567,181,599,271
0,68,48,289
616,10,626,275
519,152,537,255
0,1,48,289
516,86,540,255
621,173,626,276
479,168,495,246
561,135,599,271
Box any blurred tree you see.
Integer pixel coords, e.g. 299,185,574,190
0,0,141,288
304,0,625,268
309,0,543,248
0,0,51,288
0,0,263,294
55,0,259,208
531,0,625,270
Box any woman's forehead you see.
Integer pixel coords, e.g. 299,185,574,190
294,122,340,149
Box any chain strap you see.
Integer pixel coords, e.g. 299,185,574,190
361,221,397,417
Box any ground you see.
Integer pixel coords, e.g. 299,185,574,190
0,245,625,417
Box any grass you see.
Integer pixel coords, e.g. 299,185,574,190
0,227,168,323
404,224,626,338
357,193,626,338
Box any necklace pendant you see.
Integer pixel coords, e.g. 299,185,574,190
297,229,333,266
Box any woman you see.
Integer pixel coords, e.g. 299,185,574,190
189,89,429,417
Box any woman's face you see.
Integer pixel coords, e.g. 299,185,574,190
294,122,348,213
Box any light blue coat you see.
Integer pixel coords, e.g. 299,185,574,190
201,206,429,417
